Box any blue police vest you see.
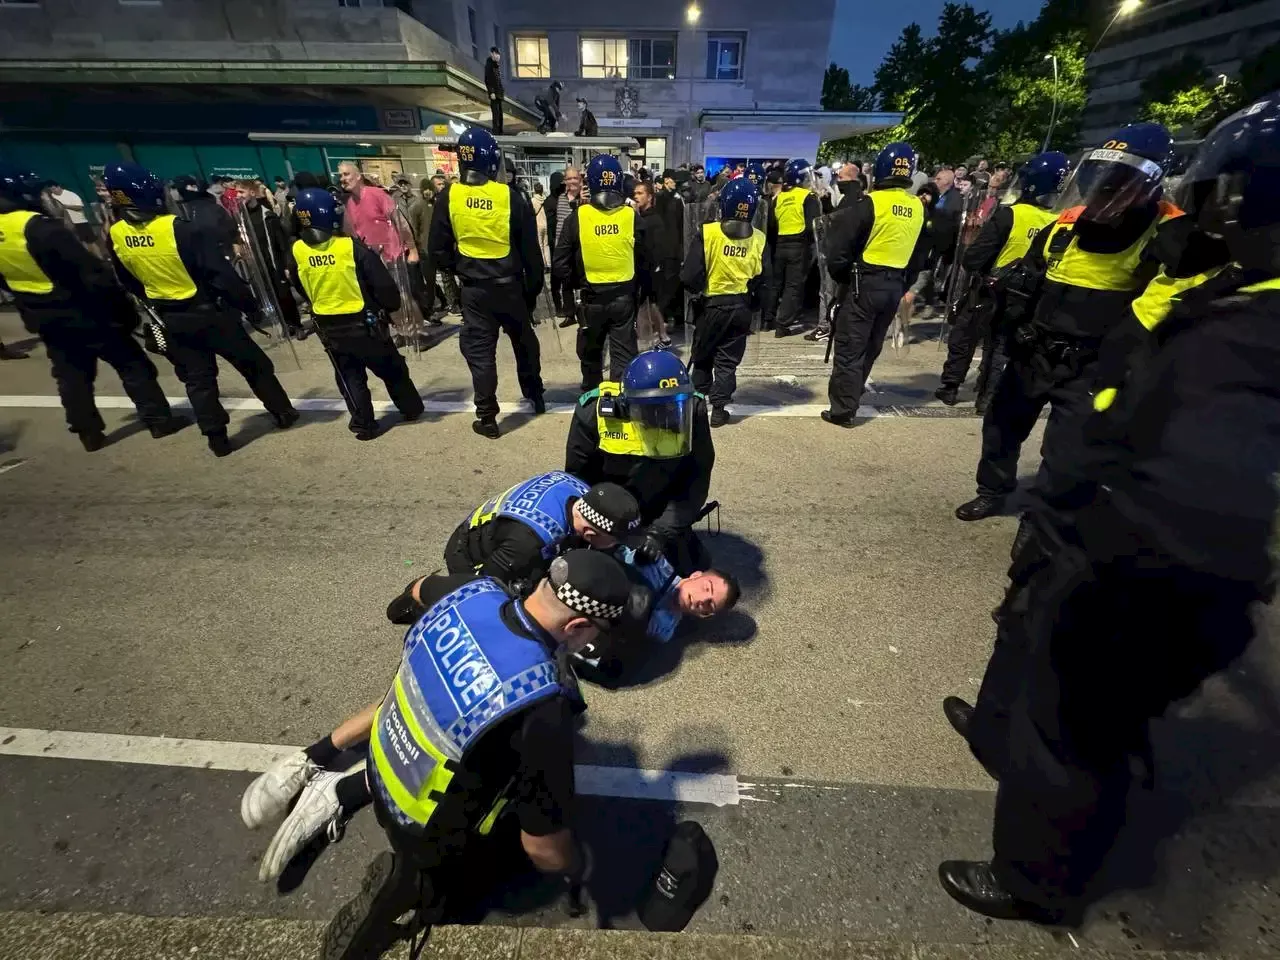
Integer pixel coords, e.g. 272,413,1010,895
468,471,589,559
369,577,564,830
618,545,682,643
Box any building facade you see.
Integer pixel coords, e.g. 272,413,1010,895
1082,0,1280,143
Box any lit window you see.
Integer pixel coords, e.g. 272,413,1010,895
581,37,628,79
513,36,551,79
706,34,745,81
629,37,676,80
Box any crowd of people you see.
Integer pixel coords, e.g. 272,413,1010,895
1,85,1279,959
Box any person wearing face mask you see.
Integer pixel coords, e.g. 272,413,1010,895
954,124,1182,522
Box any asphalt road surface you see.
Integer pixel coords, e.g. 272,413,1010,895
1,309,1278,960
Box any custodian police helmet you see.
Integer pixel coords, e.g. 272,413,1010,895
873,142,917,185
745,162,766,189
1073,122,1172,223
457,127,502,182
293,187,341,234
103,162,166,213
1018,151,1071,206
0,165,46,211
718,177,758,223
781,158,812,187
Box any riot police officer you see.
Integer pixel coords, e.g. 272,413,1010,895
0,165,187,451
938,92,1280,926
822,142,929,427
936,152,1069,408
428,126,545,439
769,158,822,337
954,123,1180,520
566,350,715,575
104,162,298,458
288,187,424,440
681,177,771,427
553,154,650,390
443,473,642,590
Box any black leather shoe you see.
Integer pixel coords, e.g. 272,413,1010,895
472,418,500,439
709,406,730,428
938,861,1065,925
955,494,1006,521
354,429,378,441
774,323,804,338
79,431,107,453
272,409,301,429
942,696,974,740
820,410,856,429
0,343,29,360
149,415,191,439
935,384,960,405
530,395,547,415
558,316,577,328
207,432,233,457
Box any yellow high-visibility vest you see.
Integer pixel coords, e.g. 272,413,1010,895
1044,203,1182,292
578,204,635,285
0,210,55,294
109,215,198,301
862,188,924,269
292,236,365,315
703,222,764,296
448,181,511,260
774,188,807,237
994,203,1058,270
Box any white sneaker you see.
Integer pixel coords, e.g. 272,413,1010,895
258,768,344,883
240,750,317,829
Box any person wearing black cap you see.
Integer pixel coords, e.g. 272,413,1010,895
444,472,643,593
240,549,645,960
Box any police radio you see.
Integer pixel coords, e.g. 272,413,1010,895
598,390,628,420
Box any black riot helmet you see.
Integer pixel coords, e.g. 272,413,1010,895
0,164,47,212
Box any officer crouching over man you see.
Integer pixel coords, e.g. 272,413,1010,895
935,92,1280,926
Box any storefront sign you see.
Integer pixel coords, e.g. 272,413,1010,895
596,117,663,129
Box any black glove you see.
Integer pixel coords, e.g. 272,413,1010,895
634,532,665,566
386,577,426,625
524,288,540,312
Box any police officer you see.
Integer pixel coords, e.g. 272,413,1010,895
769,158,822,337
821,142,929,427
567,350,715,575
288,188,424,440
104,162,298,458
681,177,770,427
935,152,1069,408
954,123,1180,520
938,93,1280,926
428,127,545,439
443,472,642,590
320,549,640,959
0,165,187,451
553,154,650,390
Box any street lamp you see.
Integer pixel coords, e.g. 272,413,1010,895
686,3,700,24
1089,0,1143,58
1042,53,1060,152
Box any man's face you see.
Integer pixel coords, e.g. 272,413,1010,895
663,176,675,191
693,168,705,183
977,160,989,173
51,185,63,196
677,571,732,619
633,185,653,210
431,176,445,193
564,172,582,197
934,170,954,192
339,166,361,191
491,50,501,62
955,165,968,179
236,184,253,201
989,168,1010,189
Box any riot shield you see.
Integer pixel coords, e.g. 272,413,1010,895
232,205,301,370
813,213,836,344
682,198,717,331
938,186,999,346
381,206,426,357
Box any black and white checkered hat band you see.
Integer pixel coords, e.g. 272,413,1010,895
556,582,624,621
578,500,639,534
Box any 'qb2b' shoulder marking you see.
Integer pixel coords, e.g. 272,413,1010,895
466,196,495,210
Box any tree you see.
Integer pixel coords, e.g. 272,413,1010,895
822,63,877,112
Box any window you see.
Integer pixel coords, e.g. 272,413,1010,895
467,6,478,60
628,37,676,80
581,37,628,79
706,34,745,81
513,35,551,78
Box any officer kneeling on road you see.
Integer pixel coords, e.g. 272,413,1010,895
428,126,545,440
681,176,771,428
822,141,930,427
567,349,715,576
553,153,650,390
935,152,1069,410
241,550,645,960
0,165,188,451
936,92,1280,927
442,471,644,592
104,162,299,458
288,187,424,440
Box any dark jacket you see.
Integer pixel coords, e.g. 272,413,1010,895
552,199,651,301
655,190,685,260
428,180,544,300
639,203,681,265
930,187,963,264
484,57,504,98
835,179,865,205
242,198,291,281
960,202,1016,275
576,108,599,138
180,194,239,255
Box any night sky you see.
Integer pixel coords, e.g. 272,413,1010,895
828,0,1046,85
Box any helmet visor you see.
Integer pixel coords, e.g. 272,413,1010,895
1055,147,1165,224
630,394,694,458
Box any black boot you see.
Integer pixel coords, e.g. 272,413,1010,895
529,395,547,415
79,431,107,452
472,417,500,439
0,342,29,360
320,852,410,960
149,415,191,439
709,406,730,428
207,432,233,457
942,696,974,740
820,410,856,429
955,494,1005,521
935,384,960,405
937,861,1066,925
272,409,301,429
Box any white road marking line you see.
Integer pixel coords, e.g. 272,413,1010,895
0,394,889,420
0,726,744,807
0,458,29,476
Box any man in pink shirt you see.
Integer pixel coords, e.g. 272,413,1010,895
338,162,431,321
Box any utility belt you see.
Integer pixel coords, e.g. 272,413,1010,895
580,281,635,304
703,292,752,310
459,274,520,288
313,309,390,342
1013,324,1101,368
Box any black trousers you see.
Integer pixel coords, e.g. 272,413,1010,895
443,522,476,576
654,261,683,326
974,339,1100,498
458,282,544,420
490,96,504,134
535,98,557,133
827,272,904,419
577,289,637,389
162,308,294,436
759,244,777,328
420,251,459,314
940,289,999,388
971,515,1256,908
323,329,423,434
772,241,809,329
40,320,172,435
690,301,752,408
550,275,576,320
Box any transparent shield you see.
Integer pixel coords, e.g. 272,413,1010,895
682,199,717,330
232,205,301,371
939,186,999,345
813,213,836,340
